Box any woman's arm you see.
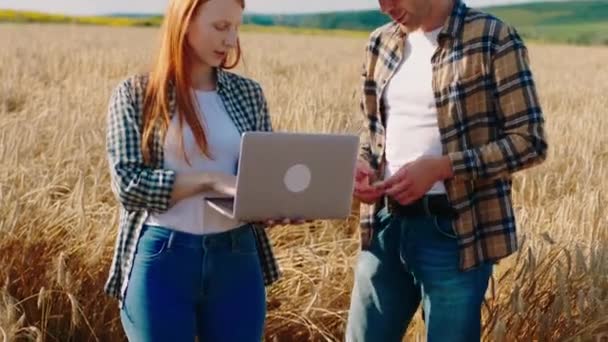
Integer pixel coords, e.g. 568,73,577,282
106,79,230,213
256,83,273,132
168,172,235,207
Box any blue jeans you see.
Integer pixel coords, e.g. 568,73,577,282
120,224,266,342
346,207,493,342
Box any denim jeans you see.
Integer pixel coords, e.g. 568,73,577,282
346,207,493,342
120,224,266,342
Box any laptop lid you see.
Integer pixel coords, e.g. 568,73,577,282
232,132,359,221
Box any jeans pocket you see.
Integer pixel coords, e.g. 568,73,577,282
120,300,136,326
135,226,171,261
433,217,458,239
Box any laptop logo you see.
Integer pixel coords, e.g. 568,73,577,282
284,164,311,193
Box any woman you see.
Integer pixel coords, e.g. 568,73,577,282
104,0,286,340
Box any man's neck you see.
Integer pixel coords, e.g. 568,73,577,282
421,0,454,32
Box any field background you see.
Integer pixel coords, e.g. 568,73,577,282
1,0,608,44
1,9,607,342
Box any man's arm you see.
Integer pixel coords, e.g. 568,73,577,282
358,54,374,166
448,24,548,182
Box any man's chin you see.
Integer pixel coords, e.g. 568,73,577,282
399,22,421,33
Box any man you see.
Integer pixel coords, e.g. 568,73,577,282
346,0,547,341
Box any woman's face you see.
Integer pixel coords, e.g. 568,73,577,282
186,0,243,69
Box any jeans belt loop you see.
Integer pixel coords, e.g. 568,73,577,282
231,230,239,252
423,196,432,216
167,231,176,249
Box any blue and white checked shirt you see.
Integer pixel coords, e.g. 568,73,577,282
104,69,280,307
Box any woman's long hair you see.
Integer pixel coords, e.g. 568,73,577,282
141,0,244,164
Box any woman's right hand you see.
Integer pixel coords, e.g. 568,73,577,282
210,172,237,197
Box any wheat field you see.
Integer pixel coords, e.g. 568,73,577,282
0,23,607,342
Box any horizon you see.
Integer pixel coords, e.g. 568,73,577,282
0,0,576,16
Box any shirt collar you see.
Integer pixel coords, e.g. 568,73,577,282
215,67,233,92
438,0,468,40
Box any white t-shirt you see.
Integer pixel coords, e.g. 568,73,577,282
145,90,244,235
383,27,446,194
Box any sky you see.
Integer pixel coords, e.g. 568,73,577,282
0,0,571,16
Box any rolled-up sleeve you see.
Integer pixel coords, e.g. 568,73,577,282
105,79,176,213
449,25,548,181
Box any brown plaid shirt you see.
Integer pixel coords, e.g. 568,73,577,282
358,0,548,271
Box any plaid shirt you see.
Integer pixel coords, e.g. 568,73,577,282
104,69,280,307
358,0,547,271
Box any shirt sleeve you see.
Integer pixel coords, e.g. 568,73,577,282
105,79,176,213
256,83,273,132
358,39,375,165
448,25,548,181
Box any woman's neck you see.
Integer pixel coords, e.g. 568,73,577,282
189,62,216,91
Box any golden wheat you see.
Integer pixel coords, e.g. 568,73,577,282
1,23,607,341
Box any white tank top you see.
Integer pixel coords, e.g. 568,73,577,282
145,90,244,235
383,27,446,194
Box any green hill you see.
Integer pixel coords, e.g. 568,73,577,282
484,1,608,44
243,11,388,31
0,9,162,26
1,1,607,45
244,1,608,45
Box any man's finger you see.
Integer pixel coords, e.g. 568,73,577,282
385,180,411,197
356,163,373,178
396,189,421,206
355,184,382,193
378,169,407,189
355,174,376,190
355,171,368,182
395,193,412,205
375,179,390,189
354,181,372,192
355,188,383,200
358,195,379,204
355,182,383,195
371,180,388,191
354,189,381,202
391,167,408,179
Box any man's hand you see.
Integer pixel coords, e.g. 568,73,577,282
377,156,454,206
354,160,384,204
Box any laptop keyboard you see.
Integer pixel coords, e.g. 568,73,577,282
209,198,234,212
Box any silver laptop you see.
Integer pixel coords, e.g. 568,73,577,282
206,131,360,221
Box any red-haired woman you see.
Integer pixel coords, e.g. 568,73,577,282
104,0,283,340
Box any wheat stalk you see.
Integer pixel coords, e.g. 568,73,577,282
0,23,607,341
